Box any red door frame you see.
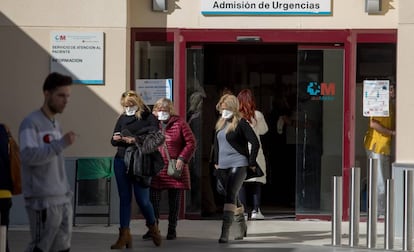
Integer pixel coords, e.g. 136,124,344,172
130,28,397,220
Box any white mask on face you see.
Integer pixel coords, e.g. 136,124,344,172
125,106,138,116
221,109,233,119
157,111,170,121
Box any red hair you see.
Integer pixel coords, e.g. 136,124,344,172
237,89,256,123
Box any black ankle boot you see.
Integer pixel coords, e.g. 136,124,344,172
167,227,176,240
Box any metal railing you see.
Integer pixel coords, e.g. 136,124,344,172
367,159,378,248
331,158,409,251
331,175,342,246
385,179,394,250
0,221,6,252
349,167,360,247
402,170,413,251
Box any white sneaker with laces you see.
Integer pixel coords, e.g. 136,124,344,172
251,209,264,220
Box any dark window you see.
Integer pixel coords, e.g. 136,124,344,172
357,43,396,82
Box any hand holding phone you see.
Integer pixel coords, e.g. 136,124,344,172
113,132,122,141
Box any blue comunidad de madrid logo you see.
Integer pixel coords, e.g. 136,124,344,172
306,81,335,101
54,35,66,41
307,82,320,96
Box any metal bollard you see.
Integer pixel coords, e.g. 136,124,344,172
349,167,360,247
0,225,6,252
331,176,342,246
367,158,378,249
402,170,413,251
384,179,394,250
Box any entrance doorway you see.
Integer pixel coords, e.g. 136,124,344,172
186,43,344,218
131,29,395,220
203,44,297,217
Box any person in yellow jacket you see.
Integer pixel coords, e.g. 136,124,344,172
364,83,395,217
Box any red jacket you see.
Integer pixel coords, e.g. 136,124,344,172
151,115,196,190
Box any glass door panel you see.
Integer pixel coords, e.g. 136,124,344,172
185,48,206,214
133,41,173,80
295,48,344,215
131,40,174,218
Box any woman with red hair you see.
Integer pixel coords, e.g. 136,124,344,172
237,89,269,224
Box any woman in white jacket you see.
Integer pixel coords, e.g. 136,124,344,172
237,89,269,222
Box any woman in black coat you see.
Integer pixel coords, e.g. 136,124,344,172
213,94,260,243
110,90,162,249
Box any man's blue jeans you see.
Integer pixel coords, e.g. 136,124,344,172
113,157,156,227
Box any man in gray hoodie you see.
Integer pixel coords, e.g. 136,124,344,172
19,72,77,252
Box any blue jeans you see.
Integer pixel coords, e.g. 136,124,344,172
239,182,262,212
113,157,156,228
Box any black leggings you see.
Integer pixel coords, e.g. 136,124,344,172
150,188,181,229
239,182,262,211
216,167,247,207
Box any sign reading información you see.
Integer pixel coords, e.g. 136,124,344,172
50,32,104,85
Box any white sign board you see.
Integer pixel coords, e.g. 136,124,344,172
50,32,104,84
201,0,331,15
363,80,390,117
135,79,173,105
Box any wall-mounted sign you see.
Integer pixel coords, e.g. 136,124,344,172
306,81,335,101
135,79,173,105
50,32,104,85
363,80,390,117
201,0,332,16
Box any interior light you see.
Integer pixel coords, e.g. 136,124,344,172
236,36,262,42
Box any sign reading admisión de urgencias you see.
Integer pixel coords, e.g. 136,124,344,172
201,0,331,15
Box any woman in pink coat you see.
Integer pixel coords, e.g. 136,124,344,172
147,98,196,240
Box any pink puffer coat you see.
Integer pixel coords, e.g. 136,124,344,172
150,115,196,190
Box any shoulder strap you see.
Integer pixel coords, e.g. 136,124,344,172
161,127,171,161
163,143,171,161
3,124,11,138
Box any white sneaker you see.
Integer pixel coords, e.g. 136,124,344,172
243,213,248,221
251,209,264,220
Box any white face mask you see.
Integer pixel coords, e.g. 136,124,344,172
221,109,233,119
125,106,138,116
157,111,170,121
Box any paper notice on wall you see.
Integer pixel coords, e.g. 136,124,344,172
135,79,172,105
363,80,390,117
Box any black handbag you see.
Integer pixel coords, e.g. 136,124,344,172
141,130,165,154
214,169,227,196
124,144,163,187
245,164,264,180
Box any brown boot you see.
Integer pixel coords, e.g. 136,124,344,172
148,223,162,246
110,227,132,249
